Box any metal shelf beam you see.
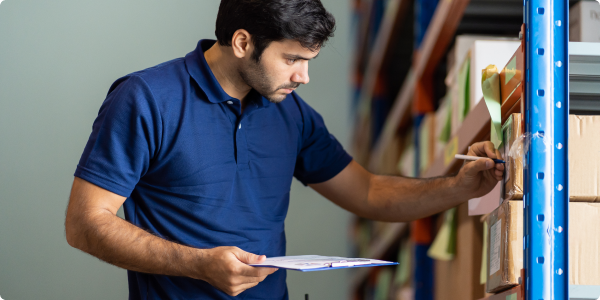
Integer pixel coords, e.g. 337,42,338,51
523,0,569,297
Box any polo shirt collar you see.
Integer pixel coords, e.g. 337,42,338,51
185,39,271,108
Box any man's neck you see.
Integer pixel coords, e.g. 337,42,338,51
204,43,252,105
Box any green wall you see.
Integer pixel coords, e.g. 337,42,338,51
0,1,353,299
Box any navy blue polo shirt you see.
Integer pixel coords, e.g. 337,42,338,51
74,39,352,300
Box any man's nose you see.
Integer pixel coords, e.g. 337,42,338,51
292,63,310,85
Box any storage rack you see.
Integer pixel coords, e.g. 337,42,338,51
349,0,600,299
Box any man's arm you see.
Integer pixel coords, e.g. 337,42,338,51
65,177,277,297
310,141,504,222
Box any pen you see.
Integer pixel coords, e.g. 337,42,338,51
455,154,505,164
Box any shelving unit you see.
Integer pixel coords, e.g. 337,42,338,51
349,0,600,299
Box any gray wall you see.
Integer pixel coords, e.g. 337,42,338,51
0,1,353,300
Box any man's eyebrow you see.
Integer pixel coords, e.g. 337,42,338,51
284,53,319,60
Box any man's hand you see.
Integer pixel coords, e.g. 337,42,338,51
455,141,505,199
194,247,278,297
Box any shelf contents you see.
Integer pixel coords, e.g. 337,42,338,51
569,1,600,43
482,201,600,294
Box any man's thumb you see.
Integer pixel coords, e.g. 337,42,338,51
464,158,494,176
236,250,266,264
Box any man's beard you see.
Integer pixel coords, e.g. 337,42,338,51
239,59,300,103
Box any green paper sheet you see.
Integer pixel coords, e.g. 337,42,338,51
394,240,411,286
427,208,457,261
482,65,503,149
374,268,393,300
458,55,471,122
480,221,489,285
439,94,452,143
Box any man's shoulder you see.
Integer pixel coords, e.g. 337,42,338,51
106,57,192,105
129,57,188,88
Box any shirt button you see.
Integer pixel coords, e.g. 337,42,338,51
227,101,233,105
238,124,242,129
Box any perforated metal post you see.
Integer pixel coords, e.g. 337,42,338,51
523,0,569,297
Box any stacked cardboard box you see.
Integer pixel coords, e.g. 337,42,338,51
570,1,600,43
499,113,523,201
484,201,600,293
485,114,600,292
446,36,520,136
501,114,600,202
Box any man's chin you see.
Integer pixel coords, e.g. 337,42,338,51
266,93,287,104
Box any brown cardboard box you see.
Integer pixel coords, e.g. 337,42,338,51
500,113,523,201
485,201,600,293
434,203,485,300
500,115,600,202
569,115,600,202
484,200,523,293
570,1,600,43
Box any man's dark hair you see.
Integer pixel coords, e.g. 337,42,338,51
215,0,336,62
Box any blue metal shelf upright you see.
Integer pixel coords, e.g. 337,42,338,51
523,0,569,297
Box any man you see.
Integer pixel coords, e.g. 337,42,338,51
65,0,504,299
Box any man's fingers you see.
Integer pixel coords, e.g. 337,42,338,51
496,163,505,171
240,265,278,277
464,158,494,176
233,248,266,265
470,142,498,159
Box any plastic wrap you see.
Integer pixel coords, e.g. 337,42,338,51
501,114,523,201
500,113,553,201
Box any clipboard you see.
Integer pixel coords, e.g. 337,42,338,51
249,255,398,272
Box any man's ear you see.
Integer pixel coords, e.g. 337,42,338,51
231,29,253,59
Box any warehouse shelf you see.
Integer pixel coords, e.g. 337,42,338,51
349,0,597,297
367,0,470,170
356,0,409,117
570,285,600,300
569,42,600,114
478,285,600,300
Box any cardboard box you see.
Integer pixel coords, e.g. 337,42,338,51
468,40,520,117
484,200,523,293
570,1,600,43
500,113,523,201
499,45,524,114
434,203,485,300
569,115,600,202
499,115,600,202
485,201,600,293
446,36,521,136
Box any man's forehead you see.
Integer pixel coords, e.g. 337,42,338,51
270,39,320,58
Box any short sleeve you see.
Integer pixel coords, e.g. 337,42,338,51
74,75,162,197
293,95,353,185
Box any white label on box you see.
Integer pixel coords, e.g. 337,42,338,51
490,220,502,275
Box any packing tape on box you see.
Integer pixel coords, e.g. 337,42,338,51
507,132,552,166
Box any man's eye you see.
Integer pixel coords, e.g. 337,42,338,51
287,59,296,64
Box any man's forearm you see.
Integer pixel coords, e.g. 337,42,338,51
67,211,202,279
365,174,467,222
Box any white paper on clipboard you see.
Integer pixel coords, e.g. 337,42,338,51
249,255,397,272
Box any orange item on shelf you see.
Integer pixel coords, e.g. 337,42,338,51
411,216,434,244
